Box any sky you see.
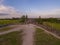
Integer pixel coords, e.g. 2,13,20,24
0,0,60,18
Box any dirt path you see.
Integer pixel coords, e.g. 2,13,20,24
0,24,35,45
22,24,35,45
0,24,60,45
0,25,23,35
33,24,60,39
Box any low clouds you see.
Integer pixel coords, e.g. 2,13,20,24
0,5,60,18
27,9,60,18
0,0,22,18
0,5,22,18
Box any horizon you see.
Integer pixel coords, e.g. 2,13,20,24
0,0,60,18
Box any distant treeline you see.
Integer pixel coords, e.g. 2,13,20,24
0,15,60,24
0,18,21,20
0,15,28,27
35,18,60,24
42,18,60,23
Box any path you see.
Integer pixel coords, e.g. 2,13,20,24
22,24,35,45
33,24,60,39
0,25,23,35
0,24,36,45
0,24,60,45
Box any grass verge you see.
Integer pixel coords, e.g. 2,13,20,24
34,28,60,45
0,30,23,45
0,26,17,32
43,22,60,30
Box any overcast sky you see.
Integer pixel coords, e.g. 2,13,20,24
0,0,60,18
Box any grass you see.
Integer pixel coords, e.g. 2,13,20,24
34,28,60,45
0,26,17,32
0,19,21,32
43,22,60,30
0,31,23,45
0,20,21,25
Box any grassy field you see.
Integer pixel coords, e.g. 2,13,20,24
0,31,23,45
43,22,60,30
0,20,21,25
34,28,60,45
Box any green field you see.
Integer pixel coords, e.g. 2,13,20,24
34,28,60,45
0,31,23,45
43,22,60,30
0,20,21,25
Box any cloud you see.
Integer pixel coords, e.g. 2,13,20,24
0,13,9,15
27,9,60,18
0,5,60,18
0,5,22,18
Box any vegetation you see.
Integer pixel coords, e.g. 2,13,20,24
35,17,60,24
35,16,43,24
42,18,60,23
0,15,28,26
43,22,60,30
0,31,23,45
0,25,17,32
35,17,60,31
34,28,60,45
20,15,28,23
0,19,21,25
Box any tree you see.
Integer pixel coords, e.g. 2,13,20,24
35,16,41,24
37,16,43,24
21,15,26,23
20,15,28,23
25,15,28,21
